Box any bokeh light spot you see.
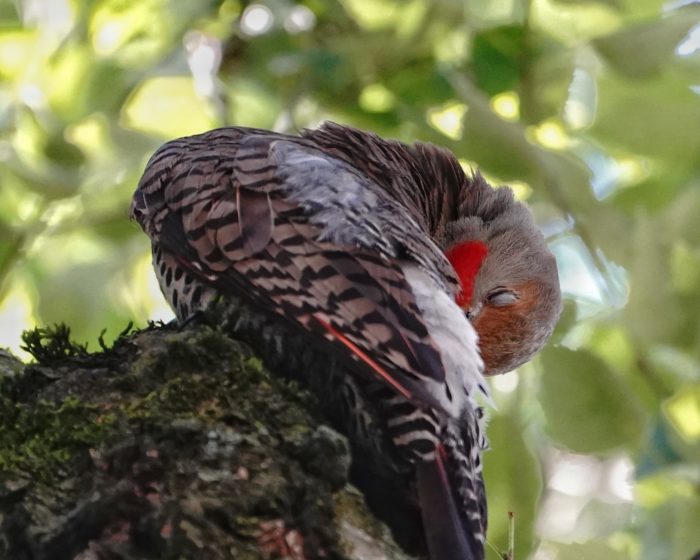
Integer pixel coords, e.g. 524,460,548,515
240,4,274,36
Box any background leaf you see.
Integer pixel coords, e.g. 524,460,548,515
539,347,646,453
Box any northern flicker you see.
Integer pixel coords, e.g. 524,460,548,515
131,122,561,560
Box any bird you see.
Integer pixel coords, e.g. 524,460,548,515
130,122,561,560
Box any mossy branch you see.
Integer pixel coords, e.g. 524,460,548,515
1,320,410,560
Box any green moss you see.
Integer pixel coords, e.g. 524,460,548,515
173,327,243,366
0,395,114,481
243,356,264,374
115,326,314,443
333,486,412,559
20,324,88,364
120,373,224,422
334,487,385,540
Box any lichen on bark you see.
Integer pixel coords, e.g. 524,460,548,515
0,319,411,560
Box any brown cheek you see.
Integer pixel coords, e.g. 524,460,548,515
473,282,540,375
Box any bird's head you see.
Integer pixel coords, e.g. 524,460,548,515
441,174,561,375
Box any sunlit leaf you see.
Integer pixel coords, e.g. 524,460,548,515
592,73,700,162
88,0,207,67
593,8,700,78
623,213,680,345
638,494,700,560
34,258,134,347
552,0,622,7
122,76,215,138
539,347,646,452
612,0,668,18
531,0,622,42
670,240,700,296
664,385,700,443
339,0,424,31
0,30,36,79
427,100,467,139
226,78,281,129
358,83,396,112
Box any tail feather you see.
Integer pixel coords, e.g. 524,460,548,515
416,444,484,560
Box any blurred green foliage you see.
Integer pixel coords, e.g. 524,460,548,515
0,0,699,558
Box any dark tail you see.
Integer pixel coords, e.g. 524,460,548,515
416,444,485,560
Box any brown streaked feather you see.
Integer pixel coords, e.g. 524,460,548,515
302,122,468,238
236,187,273,256
132,126,461,414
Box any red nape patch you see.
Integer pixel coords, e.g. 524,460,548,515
445,241,488,308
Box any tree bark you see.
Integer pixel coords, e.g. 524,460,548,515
0,320,411,560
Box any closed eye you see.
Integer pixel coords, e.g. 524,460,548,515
487,289,519,306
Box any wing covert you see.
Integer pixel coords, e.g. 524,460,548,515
135,129,478,417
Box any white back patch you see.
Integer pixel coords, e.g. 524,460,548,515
401,263,491,417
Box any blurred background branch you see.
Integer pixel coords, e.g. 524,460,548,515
0,0,699,558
